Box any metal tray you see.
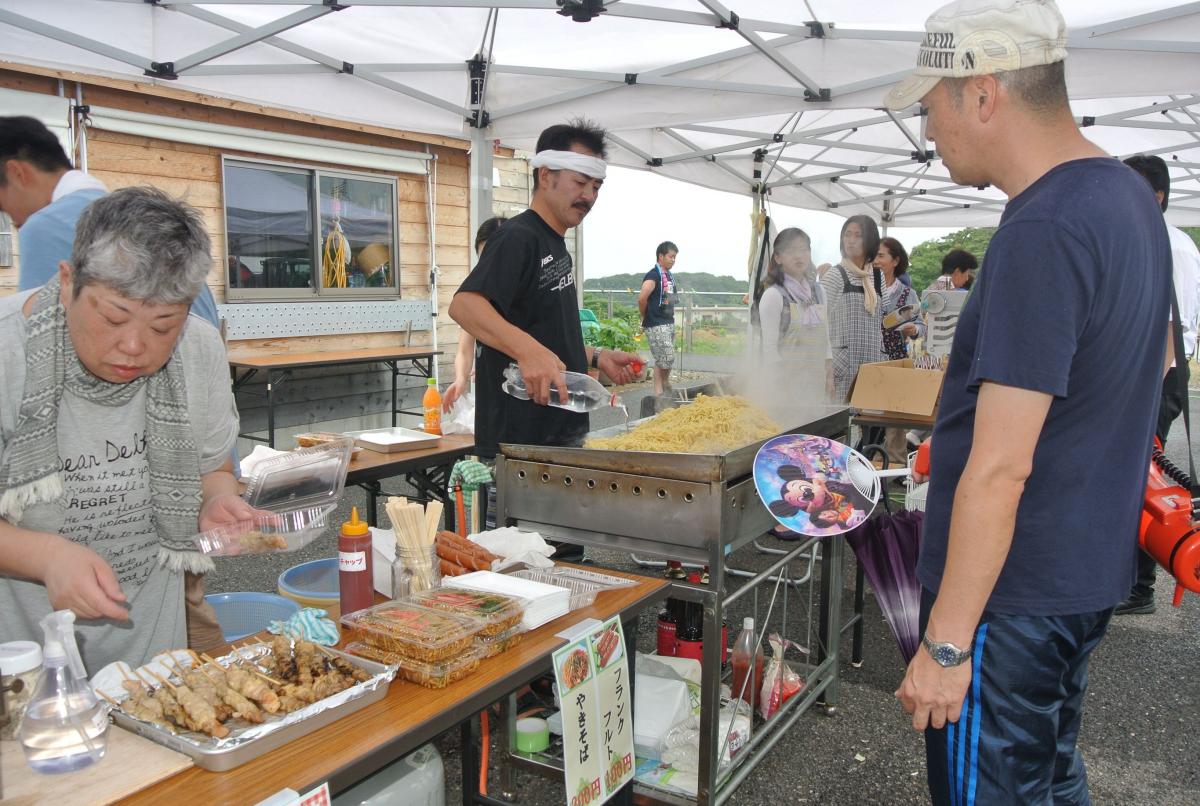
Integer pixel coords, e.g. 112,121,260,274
344,426,441,453
500,405,849,483
108,647,395,772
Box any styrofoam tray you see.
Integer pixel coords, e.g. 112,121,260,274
344,427,441,453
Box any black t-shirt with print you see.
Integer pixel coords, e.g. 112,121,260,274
456,209,588,459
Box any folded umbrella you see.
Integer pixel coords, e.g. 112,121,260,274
845,509,923,663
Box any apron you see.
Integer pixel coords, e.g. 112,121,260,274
777,285,831,403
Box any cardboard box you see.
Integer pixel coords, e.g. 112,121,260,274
848,358,944,421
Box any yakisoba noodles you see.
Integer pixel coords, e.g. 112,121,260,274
585,394,781,454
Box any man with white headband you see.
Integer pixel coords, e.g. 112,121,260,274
887,1,1171,804
450,120,640,468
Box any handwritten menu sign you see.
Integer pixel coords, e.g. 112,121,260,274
553,618,634,806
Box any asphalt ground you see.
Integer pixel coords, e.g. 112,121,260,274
210,386,1200,805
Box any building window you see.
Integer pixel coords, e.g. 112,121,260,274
223,158,399,301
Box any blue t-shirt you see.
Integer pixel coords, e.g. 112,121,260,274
919,158,1170,616
641,265,675,328
17,188,221,330
17,188,107,291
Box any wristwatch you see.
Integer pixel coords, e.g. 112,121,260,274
922,633,972,667
590,348,602,369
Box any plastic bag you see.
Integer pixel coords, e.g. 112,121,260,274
442,391,475,435
659,705,751,772
759,633,807,720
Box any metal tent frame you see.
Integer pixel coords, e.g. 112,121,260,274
2,2,1199,227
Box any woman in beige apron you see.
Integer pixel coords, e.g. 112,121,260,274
758,228,833,406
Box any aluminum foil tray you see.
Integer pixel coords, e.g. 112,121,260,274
106,645,396,772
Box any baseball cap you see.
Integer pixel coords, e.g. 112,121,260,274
884,0,1068,110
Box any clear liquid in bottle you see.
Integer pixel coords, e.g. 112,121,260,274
18,611,108,774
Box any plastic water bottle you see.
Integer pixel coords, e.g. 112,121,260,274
501,364,622,414
19,610,108,773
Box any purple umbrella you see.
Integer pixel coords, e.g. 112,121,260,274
845,509,923,663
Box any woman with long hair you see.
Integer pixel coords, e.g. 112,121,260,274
758,227,833,402
875,236,924,360
819,214,884,402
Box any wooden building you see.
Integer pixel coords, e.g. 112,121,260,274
0,62,582,438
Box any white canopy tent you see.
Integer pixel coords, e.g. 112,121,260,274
1,0,1199,230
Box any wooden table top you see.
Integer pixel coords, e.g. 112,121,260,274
228,346,441,370
118,566,668,804
345,433,476,484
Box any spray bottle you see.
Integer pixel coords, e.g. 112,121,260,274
18,610,108,773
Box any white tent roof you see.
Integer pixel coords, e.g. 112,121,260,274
2,1,1199,225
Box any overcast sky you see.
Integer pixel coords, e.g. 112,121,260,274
581,166,958,284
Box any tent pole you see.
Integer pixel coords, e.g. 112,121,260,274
468,126,493,257
425,146,441,386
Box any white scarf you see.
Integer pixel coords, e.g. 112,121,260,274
841,260,879,316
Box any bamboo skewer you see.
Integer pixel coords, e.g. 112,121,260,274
97,690,122,708
146,669,177,691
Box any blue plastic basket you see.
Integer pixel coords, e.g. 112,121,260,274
205,592,301,643
277,557,340,606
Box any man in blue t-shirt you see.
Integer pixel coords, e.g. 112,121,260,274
885,2,1170,804
637,240,678,396
0,116,222,328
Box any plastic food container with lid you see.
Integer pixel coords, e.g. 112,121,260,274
473,623,525,659
192,441,352,557
405,588,525,636
345,643,482,689
340,601,485,664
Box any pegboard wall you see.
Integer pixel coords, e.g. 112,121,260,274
217,300,432,340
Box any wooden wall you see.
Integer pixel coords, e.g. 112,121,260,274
0,66,476,436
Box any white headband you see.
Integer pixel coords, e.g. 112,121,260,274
530,149,607,180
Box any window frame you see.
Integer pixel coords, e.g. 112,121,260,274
222,155,401,303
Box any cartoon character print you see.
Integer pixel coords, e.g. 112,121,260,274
767,464,872,530
772,437,840,480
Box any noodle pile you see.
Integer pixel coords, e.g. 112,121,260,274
585,394,781,454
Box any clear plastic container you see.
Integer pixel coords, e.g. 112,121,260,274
340,601,484,664
473,623,525,658
511,567,634,610
293,432,361,456
345,643,481,689
192,441,352,556
193,505,335,556
406,588,524,636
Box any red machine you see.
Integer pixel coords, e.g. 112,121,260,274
1139,442,1200,606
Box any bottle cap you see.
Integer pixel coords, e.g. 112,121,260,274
743,617,754,630
0,641,42,675
341,506,369,536
427,378,437,387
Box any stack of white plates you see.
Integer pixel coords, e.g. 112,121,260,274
444,571,570,630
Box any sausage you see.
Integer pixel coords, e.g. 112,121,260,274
439,559,469,577
436,531,499,563
436,542,492,572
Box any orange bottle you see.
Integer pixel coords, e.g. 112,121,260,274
422,378,442,435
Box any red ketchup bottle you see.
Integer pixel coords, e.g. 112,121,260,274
338,506,373,616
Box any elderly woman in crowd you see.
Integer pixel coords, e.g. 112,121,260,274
0,186,249,672
876,236,925,360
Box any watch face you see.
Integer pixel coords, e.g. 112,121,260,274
932,644,958,666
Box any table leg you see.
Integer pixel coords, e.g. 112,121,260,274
852,559,865,667
817,537,845,707
391,360,399,429
266,369,277,449
360,481,382,526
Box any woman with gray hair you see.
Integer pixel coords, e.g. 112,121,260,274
0,186,249,673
